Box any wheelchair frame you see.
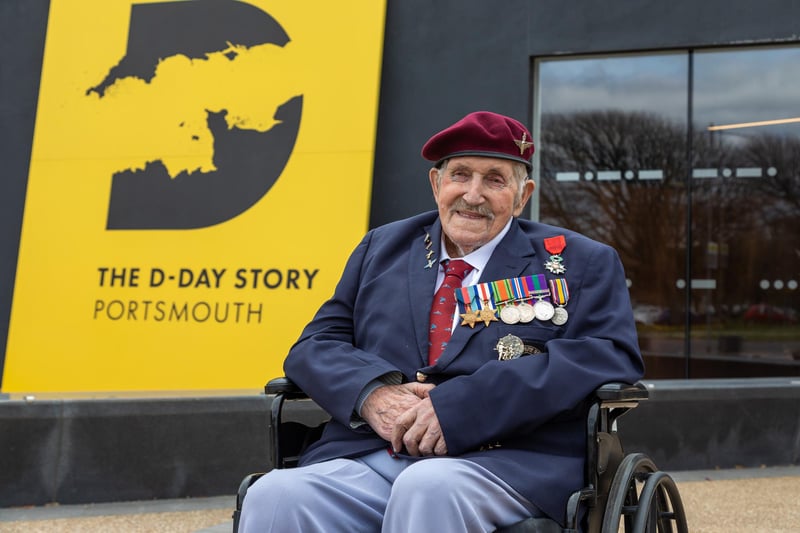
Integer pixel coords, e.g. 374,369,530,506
233,378,687,533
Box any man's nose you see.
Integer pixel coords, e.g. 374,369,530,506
462,174,486,202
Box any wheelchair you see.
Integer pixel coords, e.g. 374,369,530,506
233,378,688,533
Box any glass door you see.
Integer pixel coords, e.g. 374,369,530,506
690,47,800,376
534,47,800,378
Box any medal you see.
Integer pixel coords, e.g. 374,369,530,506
460,310,480,327
476,284,498,326
478,300,497,326
495,334,524,360
526,274,554,322
544,256,565,275
457,286,481,328
552,307,569,325
457,283,502,328
510,277,535,322
548,277,570,325
491,279,521,325
478,302,498,326
533,300,555,321
544,235,567,274
499,305,521,324
517,302,535,323
461,284,497,327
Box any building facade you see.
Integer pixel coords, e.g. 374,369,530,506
2,0,799,388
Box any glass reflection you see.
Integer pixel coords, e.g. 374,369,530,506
691,47,800,376
535,47,800,379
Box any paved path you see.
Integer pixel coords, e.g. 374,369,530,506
1,466,798,532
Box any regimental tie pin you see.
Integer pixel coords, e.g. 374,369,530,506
543,235,567,275
424,232,436,269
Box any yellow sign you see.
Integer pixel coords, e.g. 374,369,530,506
3,0,386,392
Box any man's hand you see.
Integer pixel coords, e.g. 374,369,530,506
391,397,447,457
361,382,434,441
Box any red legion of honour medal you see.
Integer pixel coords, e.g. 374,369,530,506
543,235,567,275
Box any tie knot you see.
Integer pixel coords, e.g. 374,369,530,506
443,259,473,280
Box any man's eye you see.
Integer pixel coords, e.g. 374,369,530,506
486,176,507,189
451,172,469,182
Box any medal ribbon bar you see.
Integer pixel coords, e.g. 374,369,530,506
490,279,515,306
456,285,479,315
511,276,529,301
548,278,569,306
544,235,566,255
476,282,495,309
526,274,552,302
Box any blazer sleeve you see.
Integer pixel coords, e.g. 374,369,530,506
282,230,405,427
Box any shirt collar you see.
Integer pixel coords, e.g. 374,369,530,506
438,217,513,277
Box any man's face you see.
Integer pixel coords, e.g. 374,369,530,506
429,156,534,257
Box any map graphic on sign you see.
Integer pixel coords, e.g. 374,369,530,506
86,0,302,230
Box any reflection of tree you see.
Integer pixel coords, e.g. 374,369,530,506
736,134,800,212
540,110,688,312
540,110,799,318
705,133,800,306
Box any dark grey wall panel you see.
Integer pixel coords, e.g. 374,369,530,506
0,400,62,506
527,0,800,56
0,395,272,507
0,0,50,388
370,0,532,227
621,379,800,470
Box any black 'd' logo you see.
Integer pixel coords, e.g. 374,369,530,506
87,0,302,230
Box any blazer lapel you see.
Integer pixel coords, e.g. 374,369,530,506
408,219,442,364
433,219,537,368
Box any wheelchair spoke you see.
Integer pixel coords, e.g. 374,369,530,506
630,470,689,533
602,453,657,532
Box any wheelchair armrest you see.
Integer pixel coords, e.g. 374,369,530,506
595,381,648,401
265,376,308,398
265,378,648,402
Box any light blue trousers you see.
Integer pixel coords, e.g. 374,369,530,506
239,449,542,532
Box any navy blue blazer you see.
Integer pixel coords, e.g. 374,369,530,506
284,210,644,522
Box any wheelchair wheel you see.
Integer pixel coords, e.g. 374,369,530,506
632,470,688,533
601,453,688,532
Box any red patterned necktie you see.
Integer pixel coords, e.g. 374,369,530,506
428,259,473,365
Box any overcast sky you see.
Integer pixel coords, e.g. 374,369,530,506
537,46,800,137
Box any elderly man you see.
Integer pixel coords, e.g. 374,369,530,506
239,111,643,532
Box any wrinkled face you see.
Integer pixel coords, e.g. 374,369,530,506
430,156,534,257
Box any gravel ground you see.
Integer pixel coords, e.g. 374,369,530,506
0,510,231,533
677,476,800,532
2,471,799,532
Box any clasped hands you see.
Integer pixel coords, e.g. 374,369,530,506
361,382,446,456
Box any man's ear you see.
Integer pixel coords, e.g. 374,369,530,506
513,179,535,216
429,167,440,200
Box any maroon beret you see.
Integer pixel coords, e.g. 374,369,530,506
421,111,534,170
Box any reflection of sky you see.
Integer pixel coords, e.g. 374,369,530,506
695,47,800,136
538,46,800,137
538,53,687,123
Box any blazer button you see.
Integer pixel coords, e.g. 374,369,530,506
416,371,427,382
